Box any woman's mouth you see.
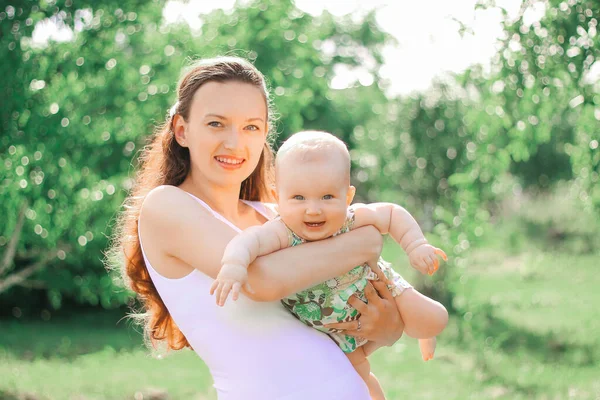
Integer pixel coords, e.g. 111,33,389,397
215,156,245,170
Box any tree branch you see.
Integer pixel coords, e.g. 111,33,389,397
0,200,28,277
0,249,57,294
15,279,47,289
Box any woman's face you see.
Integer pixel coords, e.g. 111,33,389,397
175,81,268,188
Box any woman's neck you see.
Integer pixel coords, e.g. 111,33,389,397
179,172,244,221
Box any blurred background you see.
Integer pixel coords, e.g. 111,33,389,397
1,0,599,398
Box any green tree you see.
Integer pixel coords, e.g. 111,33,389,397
0,0,394,312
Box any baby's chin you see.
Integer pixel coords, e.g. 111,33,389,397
299,232,330,242
295,225,338,242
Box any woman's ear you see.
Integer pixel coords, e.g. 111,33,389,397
270,186,279,202
346,185,356,206
172,114,187,147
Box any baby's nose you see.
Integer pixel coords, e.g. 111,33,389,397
306,203,322,215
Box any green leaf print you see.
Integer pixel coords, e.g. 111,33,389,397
339,291,352,302
333,308,347,321
294,302,322,320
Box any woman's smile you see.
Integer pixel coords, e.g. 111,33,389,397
214,155,245,170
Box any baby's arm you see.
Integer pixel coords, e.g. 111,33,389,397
353,203,447,275
211,219,290,306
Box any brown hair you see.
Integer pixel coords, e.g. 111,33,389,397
108,57,276,350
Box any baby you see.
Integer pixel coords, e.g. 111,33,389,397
211,131,448,399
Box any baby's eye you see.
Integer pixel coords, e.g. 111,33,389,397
323,194,334,200
293,195,305,200
208,121,223,128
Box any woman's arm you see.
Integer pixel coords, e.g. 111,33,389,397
246,225,383,301
139,186,382,301
140,187,403,346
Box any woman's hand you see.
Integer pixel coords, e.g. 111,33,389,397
324,280,404,347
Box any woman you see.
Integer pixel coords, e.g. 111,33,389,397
110,57,404,400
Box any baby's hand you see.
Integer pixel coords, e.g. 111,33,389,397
209,264,250,306
408,244,448,276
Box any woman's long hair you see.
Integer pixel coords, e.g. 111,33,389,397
107,57,276,350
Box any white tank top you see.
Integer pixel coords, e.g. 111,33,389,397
138,189,370,400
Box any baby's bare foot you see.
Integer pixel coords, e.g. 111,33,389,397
419,337,437,361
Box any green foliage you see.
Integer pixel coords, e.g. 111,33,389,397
1,0,598,311
1,0,173,310
353,0,599,280
509,182,600,253
493,0,599,194
0,0,394,310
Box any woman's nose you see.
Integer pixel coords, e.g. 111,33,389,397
223,127,241,149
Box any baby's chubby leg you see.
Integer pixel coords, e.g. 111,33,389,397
394,288,448,339
394,288,448,360
367,258,447,340
347,346,386,400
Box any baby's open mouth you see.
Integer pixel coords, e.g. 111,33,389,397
304,221,325,227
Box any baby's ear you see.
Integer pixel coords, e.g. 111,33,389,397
346,185,356,206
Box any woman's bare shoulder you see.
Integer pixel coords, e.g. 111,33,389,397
143,184,187,206
139,185,233,278
140,185,209,230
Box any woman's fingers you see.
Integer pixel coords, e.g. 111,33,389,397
363,281,383,305
367,260,390,285
343,329,368,338
323,318,361,332
347,294,368,313
371,279,395,301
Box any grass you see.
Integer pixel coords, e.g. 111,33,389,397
0,311,214,400
1,244,599,399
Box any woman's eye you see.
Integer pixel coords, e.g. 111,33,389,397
208,121,222,128
323,195,334,200
293,195,305,200
246,125,260,131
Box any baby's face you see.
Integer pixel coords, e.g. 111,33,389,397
275,159,354,241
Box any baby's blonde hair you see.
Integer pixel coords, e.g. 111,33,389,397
276,131,351,183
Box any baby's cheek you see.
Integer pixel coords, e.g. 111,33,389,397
329,214,347,233
279,209,302,230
